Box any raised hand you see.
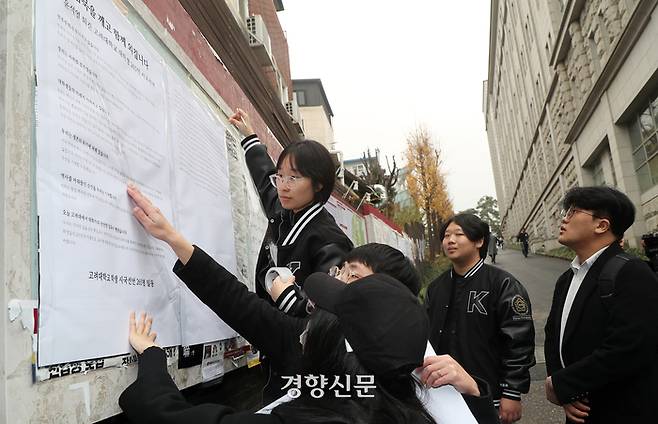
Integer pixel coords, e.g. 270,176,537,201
127,183,193,264
129,311,158,354
228,108,254,137
127,183,176,242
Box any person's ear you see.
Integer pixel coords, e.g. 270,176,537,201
594,218,611,234
475,238,484,249
314,182,323,193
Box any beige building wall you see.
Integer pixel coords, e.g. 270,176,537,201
485,0,658,250
299,105,334,149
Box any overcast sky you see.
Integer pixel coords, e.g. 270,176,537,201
278,2,496,212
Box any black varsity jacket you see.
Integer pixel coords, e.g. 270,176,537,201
241,134,353,316
426,259,536,405
170,247,499,420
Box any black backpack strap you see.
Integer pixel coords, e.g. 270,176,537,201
598,253,632,310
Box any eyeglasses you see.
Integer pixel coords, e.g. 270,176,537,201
328,263,361,283
269,173,305,188
560,207,603,221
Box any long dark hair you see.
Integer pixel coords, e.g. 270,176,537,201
274,310,436,423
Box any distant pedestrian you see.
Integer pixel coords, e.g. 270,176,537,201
426,213,535,424
488,233,498,263
517,229,529,257
544,186,658,423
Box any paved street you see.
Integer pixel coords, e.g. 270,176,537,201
487,248,568,424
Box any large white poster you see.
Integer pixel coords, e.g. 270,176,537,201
36,0,237,365
166,70,238,345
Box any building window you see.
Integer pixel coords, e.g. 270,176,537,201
609,151,618,187
295,90,306,106
588,31,601,74
355,164,366,177
630,95,658,191
587,144,616,188
592,157,605,186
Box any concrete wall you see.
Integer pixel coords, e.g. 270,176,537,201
569,4,658,238
2,0,46,420
0,1,417,421
0,0,272,421
486,0,657,248
298,105,334,149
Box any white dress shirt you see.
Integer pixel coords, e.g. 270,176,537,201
559,245,609,367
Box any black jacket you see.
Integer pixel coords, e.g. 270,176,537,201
120,347,499,424
165,246,499,422
120,347,284,424
174,246,305,402
426,259,536,405
241,134,353,316
544,243,658,424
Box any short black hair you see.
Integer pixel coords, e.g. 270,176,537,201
277,140,335,204
344,243,421,296
439,214,490,259
562,186,635,239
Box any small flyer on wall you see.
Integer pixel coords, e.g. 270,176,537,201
201,341,225,382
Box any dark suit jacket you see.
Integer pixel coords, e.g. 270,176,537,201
544,243,658,423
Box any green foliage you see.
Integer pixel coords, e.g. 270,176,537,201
622,246,648,260
459,208,477,215
393,204,423,228
544,244,648,261
475,196,501,235
416,255,452,302
545,246,576,260
460,196,501,236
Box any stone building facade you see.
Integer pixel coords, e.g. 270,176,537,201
485,0,658,250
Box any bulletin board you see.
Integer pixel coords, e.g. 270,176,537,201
2,0,268,422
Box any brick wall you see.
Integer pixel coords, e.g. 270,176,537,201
248,0,292,101
143,0,282,154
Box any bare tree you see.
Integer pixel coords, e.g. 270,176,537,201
360,149,399,217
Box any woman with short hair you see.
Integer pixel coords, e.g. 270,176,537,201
229,109,353,318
